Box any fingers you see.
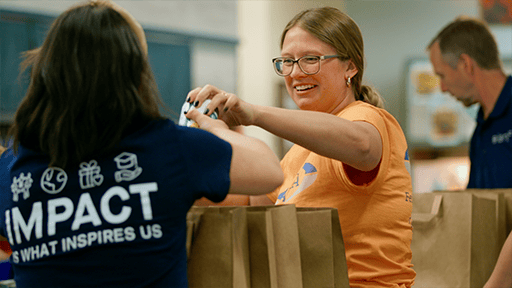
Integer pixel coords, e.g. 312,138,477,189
186,85,237,118
185,108,228,132
222,92,239,113
185,108,206,126
186,84,220,107
209,92,230,115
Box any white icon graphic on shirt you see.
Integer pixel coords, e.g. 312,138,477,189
114,152,143,183
41,167,68,194
11,172,33,202
79,160,104,189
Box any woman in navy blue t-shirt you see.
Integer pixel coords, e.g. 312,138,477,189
0,1,283,287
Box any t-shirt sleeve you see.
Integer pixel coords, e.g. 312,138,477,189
177,126,233,203
333,104,389,189
339,104,387,134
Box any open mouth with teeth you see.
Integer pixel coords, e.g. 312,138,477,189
295,84,317,91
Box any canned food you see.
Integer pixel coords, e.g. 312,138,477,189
178,99,218,127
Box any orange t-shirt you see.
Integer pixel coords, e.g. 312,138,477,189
268,101,416,288
0,241,11,256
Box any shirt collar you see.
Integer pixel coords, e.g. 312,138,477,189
476,75,512,123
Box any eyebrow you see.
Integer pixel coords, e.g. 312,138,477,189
280,52,326,58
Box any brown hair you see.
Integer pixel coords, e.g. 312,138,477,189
427,16,501,70
10,0,165,169
280,7,384,108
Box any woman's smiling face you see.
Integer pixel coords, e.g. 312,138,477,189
281,25,354,114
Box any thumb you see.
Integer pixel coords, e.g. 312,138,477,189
186,108,211,129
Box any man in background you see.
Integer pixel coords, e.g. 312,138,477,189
427,16,512,287
428,16,512,189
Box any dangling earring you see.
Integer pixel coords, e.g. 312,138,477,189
346,77,351,87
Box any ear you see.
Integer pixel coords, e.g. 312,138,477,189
458,53,474,76
346,59,359,79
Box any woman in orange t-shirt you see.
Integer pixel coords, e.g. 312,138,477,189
186,7,415,287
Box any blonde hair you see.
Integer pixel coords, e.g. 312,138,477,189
281,7,384,108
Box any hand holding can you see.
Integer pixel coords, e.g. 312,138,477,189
179,99,218,128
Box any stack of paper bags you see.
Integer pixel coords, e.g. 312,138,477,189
186,204,350,288
411,189,512,288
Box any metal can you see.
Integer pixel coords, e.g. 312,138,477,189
178,99,218,127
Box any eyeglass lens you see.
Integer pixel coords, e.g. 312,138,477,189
274,56,320,76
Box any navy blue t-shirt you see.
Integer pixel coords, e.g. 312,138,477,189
0,119,232,287
467,75,512,188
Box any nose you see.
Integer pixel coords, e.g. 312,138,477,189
288,62,307,78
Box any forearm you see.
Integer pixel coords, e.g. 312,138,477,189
211,127,284,195
249,195,274,206
0,249,9,262
185,108,283,194
485,232,512,288
251,104,381,171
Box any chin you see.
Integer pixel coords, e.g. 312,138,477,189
294,101,315,111
293,96,322,111
457,97,476,107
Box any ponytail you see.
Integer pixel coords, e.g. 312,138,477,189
357,85,384,108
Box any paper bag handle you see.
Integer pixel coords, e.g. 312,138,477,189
411,194,443,223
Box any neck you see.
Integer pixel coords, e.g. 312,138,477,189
475,69,507,119
330,92,356,115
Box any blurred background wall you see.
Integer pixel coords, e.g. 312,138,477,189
1,0,511,192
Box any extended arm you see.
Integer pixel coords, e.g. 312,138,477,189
484,231,512,288
0,249,9,261
250,104,382,171
187,85,382,172
186,108,284,195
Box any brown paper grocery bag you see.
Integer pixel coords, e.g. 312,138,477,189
187,207,250,288
187,205,303,288
296,207,350,288
270,204,303,288
465,189,512,236
411,192,498,288
455,189,508,260
246,207,278,288
504,191,512,234
246,205,303,288
186,210,202,258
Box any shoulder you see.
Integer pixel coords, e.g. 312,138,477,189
339,101,407,143
0,148,17,170
121,118,232,156
337,101,388,124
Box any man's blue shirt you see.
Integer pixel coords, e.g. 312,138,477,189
467,75,512,188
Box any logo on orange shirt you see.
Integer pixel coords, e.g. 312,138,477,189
277,162,318,203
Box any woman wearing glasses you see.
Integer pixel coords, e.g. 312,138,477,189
187,6,415,287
